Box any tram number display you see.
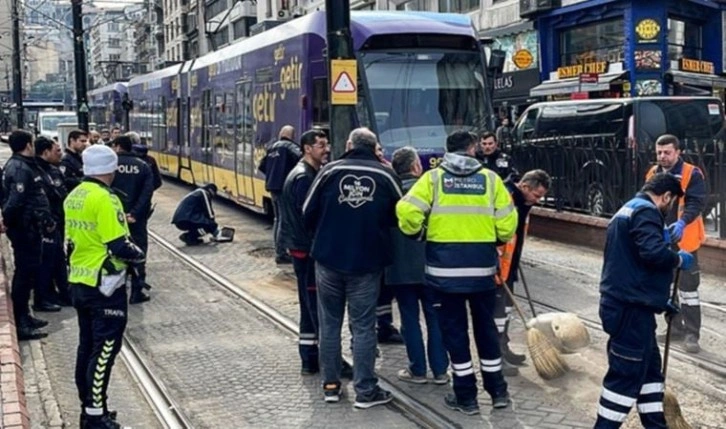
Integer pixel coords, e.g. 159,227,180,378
429,157,443,169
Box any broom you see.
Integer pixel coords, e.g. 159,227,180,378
518,266,537,317
663,269,692,429
501,282,568,380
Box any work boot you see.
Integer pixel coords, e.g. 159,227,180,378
684,335,701,354
17,323,48,341
80,410,117,428
444,393,480,416
26,315,49,329
501,343,526,366
32,302,62,312
82,414,120,429
492,393,511,409
501,359,520,377
129,291,151,304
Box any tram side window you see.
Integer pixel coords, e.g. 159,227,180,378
313,78,329,125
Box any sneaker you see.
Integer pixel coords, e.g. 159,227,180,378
501,344,526,366
340,361,354,379
502,360,520,377
684,335,701,354
492,393,511,409
82,414,120,429
444,393,479,416
432,373,450,385
275,255,293,264
354,388,393,409
323,382,341,403
301,366,319,375
397,368,427,384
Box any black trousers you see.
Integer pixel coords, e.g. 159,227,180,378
8,231,43,321
128,217,148,294
72,284,127,417
376,279,395,333
292,255,319,368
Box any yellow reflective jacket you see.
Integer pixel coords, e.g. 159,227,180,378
396,153,518,293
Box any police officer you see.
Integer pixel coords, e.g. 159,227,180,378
60,130,89,191
258,125,300,264
1,130,55,340
595,173,693,428
110,135,154,304
279,128,330,374
397,130,518,415
493,170,551,377
35,136,71,308
477,131,518,181
646,134,707,354
65,144,145,429
127,132,162,191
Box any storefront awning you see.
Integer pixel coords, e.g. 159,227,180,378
479,21,534,38
667,70,726,89
529,72,627,97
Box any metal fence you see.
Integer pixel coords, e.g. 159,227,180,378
509,136,726,239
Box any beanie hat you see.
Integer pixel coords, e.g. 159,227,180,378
83,144,118,176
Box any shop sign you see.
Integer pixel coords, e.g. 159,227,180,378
680,58,715,74
557,62,608,79
579,73,599,84
493,69,541,100
513,50,534,69
635,19,661,43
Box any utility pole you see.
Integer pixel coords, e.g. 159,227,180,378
11,0,24,129
325,0,356,160
71,0,89,131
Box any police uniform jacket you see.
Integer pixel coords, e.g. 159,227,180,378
36,157,68,223
259,138,302,193
397,152,518,293
278,160,317,253
110,152,154,220
478,149,517,181
171,188,216,229
1,154,54,237
599,193,680,311
385,174,426,286
303,148,403,274
60,149,84,191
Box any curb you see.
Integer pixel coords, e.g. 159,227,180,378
0,243,30,429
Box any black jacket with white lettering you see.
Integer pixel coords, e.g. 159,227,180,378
111,152,154,220
60,148,84,192
1,154,54,236
303,148,403,274
258,138,302,193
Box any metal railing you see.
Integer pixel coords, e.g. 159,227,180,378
509,136,726,239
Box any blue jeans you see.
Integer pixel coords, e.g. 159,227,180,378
316,262,381,399
394,283,448,377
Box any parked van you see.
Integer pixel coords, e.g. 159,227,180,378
36,111,78,141
511,97,725,216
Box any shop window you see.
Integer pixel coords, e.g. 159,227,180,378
560,19,625,67
667,18,702,62
439,0,480,13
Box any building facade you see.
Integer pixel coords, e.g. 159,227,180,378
164,0,189,62
89,10,126,88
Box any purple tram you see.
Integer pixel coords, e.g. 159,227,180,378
127,10,494,214
88,82,128,131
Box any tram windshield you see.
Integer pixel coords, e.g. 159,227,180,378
361,51,488,149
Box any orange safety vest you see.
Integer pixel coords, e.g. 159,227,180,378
496,215,529,286
645,163,705,252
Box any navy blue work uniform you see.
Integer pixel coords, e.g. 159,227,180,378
110,152,154,300
596,193,680,428
171,187,218,243
36,156,70,305
279,159,319,371
2,154,54,326
258,137,301,259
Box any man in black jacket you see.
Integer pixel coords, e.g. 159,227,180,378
35,137,71,309
1,130,55,340
172,184,224,244
279,128,330,375
259,125,300,264
303,127,402,408
60,129,88,191
110,135,154,304
477,131,518,181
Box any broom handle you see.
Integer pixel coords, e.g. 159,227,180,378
500,279,530,327
662,269,682,379
518,266,537,317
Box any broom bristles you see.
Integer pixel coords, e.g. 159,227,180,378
526,327,569,380
664,388,692,429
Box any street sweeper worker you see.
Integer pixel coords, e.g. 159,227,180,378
396,130,517,415
595,172,694,429
493,169,551,376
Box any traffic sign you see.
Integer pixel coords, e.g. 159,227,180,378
331,59,357,105
79,102,89,113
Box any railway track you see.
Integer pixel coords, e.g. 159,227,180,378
519,256,726,379
147,230,460,429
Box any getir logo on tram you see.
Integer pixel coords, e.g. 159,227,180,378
253,45,303,124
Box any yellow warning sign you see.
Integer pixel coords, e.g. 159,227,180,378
331,59,357,105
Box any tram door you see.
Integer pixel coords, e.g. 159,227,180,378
235,80,255,204
201,89,215,185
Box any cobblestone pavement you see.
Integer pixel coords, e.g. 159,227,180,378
146,181,597,428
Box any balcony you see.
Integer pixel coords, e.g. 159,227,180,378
520,0,561,18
